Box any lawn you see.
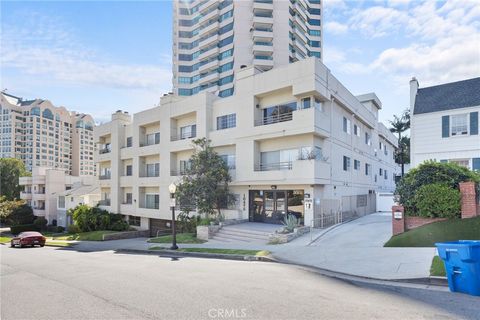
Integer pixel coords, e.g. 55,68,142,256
150,246,270,256
53,230,117,241
148,233,206,244
0,236,12,244
430,256,446,277
384,217,480,247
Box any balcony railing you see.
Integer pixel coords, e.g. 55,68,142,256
255,112,293,126
171,132,197,141
34,191,45,194
170,170,188,176
99,148,111,154
141,203,159,210
33,206,45,210
99,173,111,180
139,172,160,178
255,162,293,171
99,199,111,206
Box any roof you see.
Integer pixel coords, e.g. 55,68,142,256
413,77,480,115
356,93,382,109
55,185,100,197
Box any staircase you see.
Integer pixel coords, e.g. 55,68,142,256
211,225,274,243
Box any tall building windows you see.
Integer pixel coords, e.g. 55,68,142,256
216,113,236,130
218,75,234,86
219,88,234,97
218,62,233,73
218,49,233,60
218,36,234,47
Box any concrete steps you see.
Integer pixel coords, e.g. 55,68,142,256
211,225,272,243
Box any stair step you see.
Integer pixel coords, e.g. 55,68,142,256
211,234,252,243
221,227,274,237
218,229,270,240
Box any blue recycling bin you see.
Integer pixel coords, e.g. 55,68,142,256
435,240,480,296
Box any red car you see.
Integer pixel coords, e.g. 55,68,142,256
11,231,46,248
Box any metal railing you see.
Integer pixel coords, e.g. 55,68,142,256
99,174,111,180
254,112,293,126
170,170,188,176
170,132,197,141
255,161,292,171
99,199,111,206
99,148,111,154
140,204,159,210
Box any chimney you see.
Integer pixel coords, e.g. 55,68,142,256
409,77,419,110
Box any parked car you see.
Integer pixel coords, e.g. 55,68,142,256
10,231,46,248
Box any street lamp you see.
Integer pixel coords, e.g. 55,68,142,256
168,183,178,250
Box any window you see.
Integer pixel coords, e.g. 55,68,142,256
146,163,160,177
301,97,311,109
126,165,132,176
343,156,351,171
145,132,160,145
354,159,360,170
219,88,234,97
179,160,192,174
343,117,351,134
353,124,360,137
58,196,65,209
449,159,470,168
451,114,468,136
365,132,371,145
145,194,159,209
217,114,236,130
125,193,133,204
128,215,140,226
218,75,234,86
220,154,236,169
180,125,196,139
379,168,383,176
314,98,322,111
365,163,371,175
384,170,388,180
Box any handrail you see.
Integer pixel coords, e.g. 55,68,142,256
255,112,293,126
255,161,292,171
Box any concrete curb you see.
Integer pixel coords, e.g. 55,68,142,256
272,255,449,290
115,248,276,262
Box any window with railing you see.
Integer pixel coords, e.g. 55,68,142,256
99,143,111,154
144,194,159,209
142,132,160,146
124,193,133,204
179,125,197,140
257,149,298,171
143,163,160,177
99,169,111,180
220,154,236,169
99,199,111,206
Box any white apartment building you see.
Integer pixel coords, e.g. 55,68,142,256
19,167,97,224
0,91,96,176
410,77,480,170
95,58,397,234
55,184,101,228
173,0,322,98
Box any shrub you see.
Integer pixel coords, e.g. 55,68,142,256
282,215,299,233
178,213,199,233
33,217,48,230
110,220,129,231
7,204,35,225
46,225,65,233
413,184,461,218
56,226,65,233
396,161,480,215
67,224,81,234
198,218,212,226
10,224,39,235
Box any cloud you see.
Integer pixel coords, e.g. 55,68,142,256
325,21,348,35
0,10,172,92
348,6,409,38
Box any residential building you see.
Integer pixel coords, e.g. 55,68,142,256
95,58,397,235
55,184,101,228
19,167,97,224
410,77,480,170
0,91,96,176
172,0,322,98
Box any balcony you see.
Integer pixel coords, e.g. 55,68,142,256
255,162,293,172
99,173,111,180
255,112,293,126
20,191,32,199
252,29,273,40
98,199,111,206
99,148,111,154
170,170,188,176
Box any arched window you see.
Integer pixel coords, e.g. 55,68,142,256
31,107,41,116
42,108,54,120
76,120,84,128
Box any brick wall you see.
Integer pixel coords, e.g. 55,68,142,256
459,181,479,219
405,216,446,230
392,206,405,236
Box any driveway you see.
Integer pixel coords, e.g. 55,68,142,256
274,212,437,280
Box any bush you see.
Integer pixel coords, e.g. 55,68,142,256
413,184,461,218
198,218,212,226
109,220,129,231
10,224,39,235
8,204,35,225
67,224,81,234
178,213,199,233
33,217,48,230
69,205,129,232
396,161,480,215
46,225,65,233
56,226,65,233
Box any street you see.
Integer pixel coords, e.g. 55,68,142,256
1,245,479,320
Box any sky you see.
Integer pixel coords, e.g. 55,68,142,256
1,0,479,125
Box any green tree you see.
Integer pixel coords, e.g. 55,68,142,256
176,138,235,221
0,197,35,225
0,158,31,200
389,109,410,177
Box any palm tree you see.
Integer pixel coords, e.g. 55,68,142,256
390,109,410,177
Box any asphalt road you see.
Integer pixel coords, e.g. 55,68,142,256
1,245,479,320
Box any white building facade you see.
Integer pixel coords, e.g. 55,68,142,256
0,91,96,176
410,77,480,170
19,167,98,224
172,0,322,98
95,59,397,234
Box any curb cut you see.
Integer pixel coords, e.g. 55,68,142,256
115,248,276,262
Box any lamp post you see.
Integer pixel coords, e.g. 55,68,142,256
168,183,178,250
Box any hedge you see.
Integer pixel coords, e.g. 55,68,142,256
10,224,40,235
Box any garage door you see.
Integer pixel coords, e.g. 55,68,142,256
376,193,394,212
